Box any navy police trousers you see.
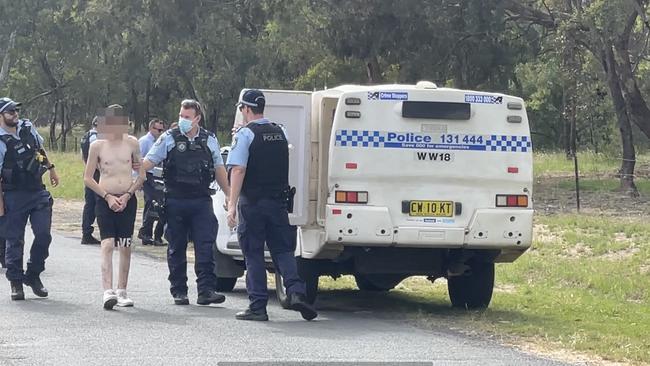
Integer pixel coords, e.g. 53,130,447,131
165,196,218,296
2,189,53,282
238,196,306,311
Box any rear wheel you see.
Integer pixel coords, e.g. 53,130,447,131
276,260,320,307
354,274,405,291
297,258,320,304
215,277,237,292
447,261,495,309
274,271,291,309
303,274,319,304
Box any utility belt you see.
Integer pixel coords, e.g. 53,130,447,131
145,195,166,222
242,186,296,213
1,167,46,191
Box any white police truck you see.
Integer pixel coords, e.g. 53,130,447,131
213,82,533,309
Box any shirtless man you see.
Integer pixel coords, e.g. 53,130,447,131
83,105,144,310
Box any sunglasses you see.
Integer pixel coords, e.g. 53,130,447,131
2,110,17,115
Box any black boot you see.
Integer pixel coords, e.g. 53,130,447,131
81,234,100,245
289,293,318,321
173,294,189,305
10,281,24,301
235,307,269,321
138,230,153,245
24,276,48,297
197,290,226,305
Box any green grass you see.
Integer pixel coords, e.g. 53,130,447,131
556,178,650,195
534,151,650,178
318,214,650,363
45,152,85,200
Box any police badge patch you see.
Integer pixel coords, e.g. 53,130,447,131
177,142,187,152
231,135,238,150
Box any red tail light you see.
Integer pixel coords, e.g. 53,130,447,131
335,191,369,204
496,194,528,207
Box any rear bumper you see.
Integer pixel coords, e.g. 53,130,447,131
324,205,533,250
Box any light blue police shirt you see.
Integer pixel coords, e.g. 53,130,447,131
226,118,288,168
0,120,45,171
139,132,157,173
88,128,98,144
145,128,224,167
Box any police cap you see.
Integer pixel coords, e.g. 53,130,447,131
236,89,265,108
0,97,21,113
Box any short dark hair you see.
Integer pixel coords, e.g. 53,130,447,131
250,104,264,115
106,104,124,116
148,118,164,129
181,99,202,120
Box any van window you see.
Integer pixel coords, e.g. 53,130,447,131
402,101,470,120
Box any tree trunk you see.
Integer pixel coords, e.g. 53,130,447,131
0,30,17,89
59,102,67,151
130,86,139,133
49,100,58,150
366,56,381,84
603,47,638,196
613,42,650,139
145,76,151,129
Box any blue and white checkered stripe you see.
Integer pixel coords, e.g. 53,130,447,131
334,130,532,152
485,135,531,152
336,130,386,148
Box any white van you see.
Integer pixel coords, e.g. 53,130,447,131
213,82,533,309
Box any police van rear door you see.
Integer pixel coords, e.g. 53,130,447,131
325,84,533,248
234,89,312,226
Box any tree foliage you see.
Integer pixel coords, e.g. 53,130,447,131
0,0,649,191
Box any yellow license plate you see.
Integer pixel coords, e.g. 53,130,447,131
409,200,454,217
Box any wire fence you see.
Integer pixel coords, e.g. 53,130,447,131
42,137,81,154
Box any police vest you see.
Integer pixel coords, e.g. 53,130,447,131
80,129,97,163
164,127,215,199
241,122,289,200
0,123,46,192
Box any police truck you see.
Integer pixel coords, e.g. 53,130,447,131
213,81,533,309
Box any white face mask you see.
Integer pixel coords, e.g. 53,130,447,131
178,118,193,134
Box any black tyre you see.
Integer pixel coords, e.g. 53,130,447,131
215,277,237,292
297,258,320,304
276,267,319,306
303,273,319,305
354,274,405,291
447,261,495,309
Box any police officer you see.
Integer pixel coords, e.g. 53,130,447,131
227,89,317,321
142,99,230,306
0,97,58,301
138,118,166,246
79,117,100,245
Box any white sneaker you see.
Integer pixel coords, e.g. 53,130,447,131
116,289,134,307
103,290,118,310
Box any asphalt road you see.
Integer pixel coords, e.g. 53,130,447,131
0,233,573,366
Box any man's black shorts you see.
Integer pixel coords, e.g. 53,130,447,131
95,194,137,246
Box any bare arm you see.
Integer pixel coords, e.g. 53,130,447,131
126,137,145,194
226,166,246,228
141,158,155,173
215,166,230,197
83,142,107,197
